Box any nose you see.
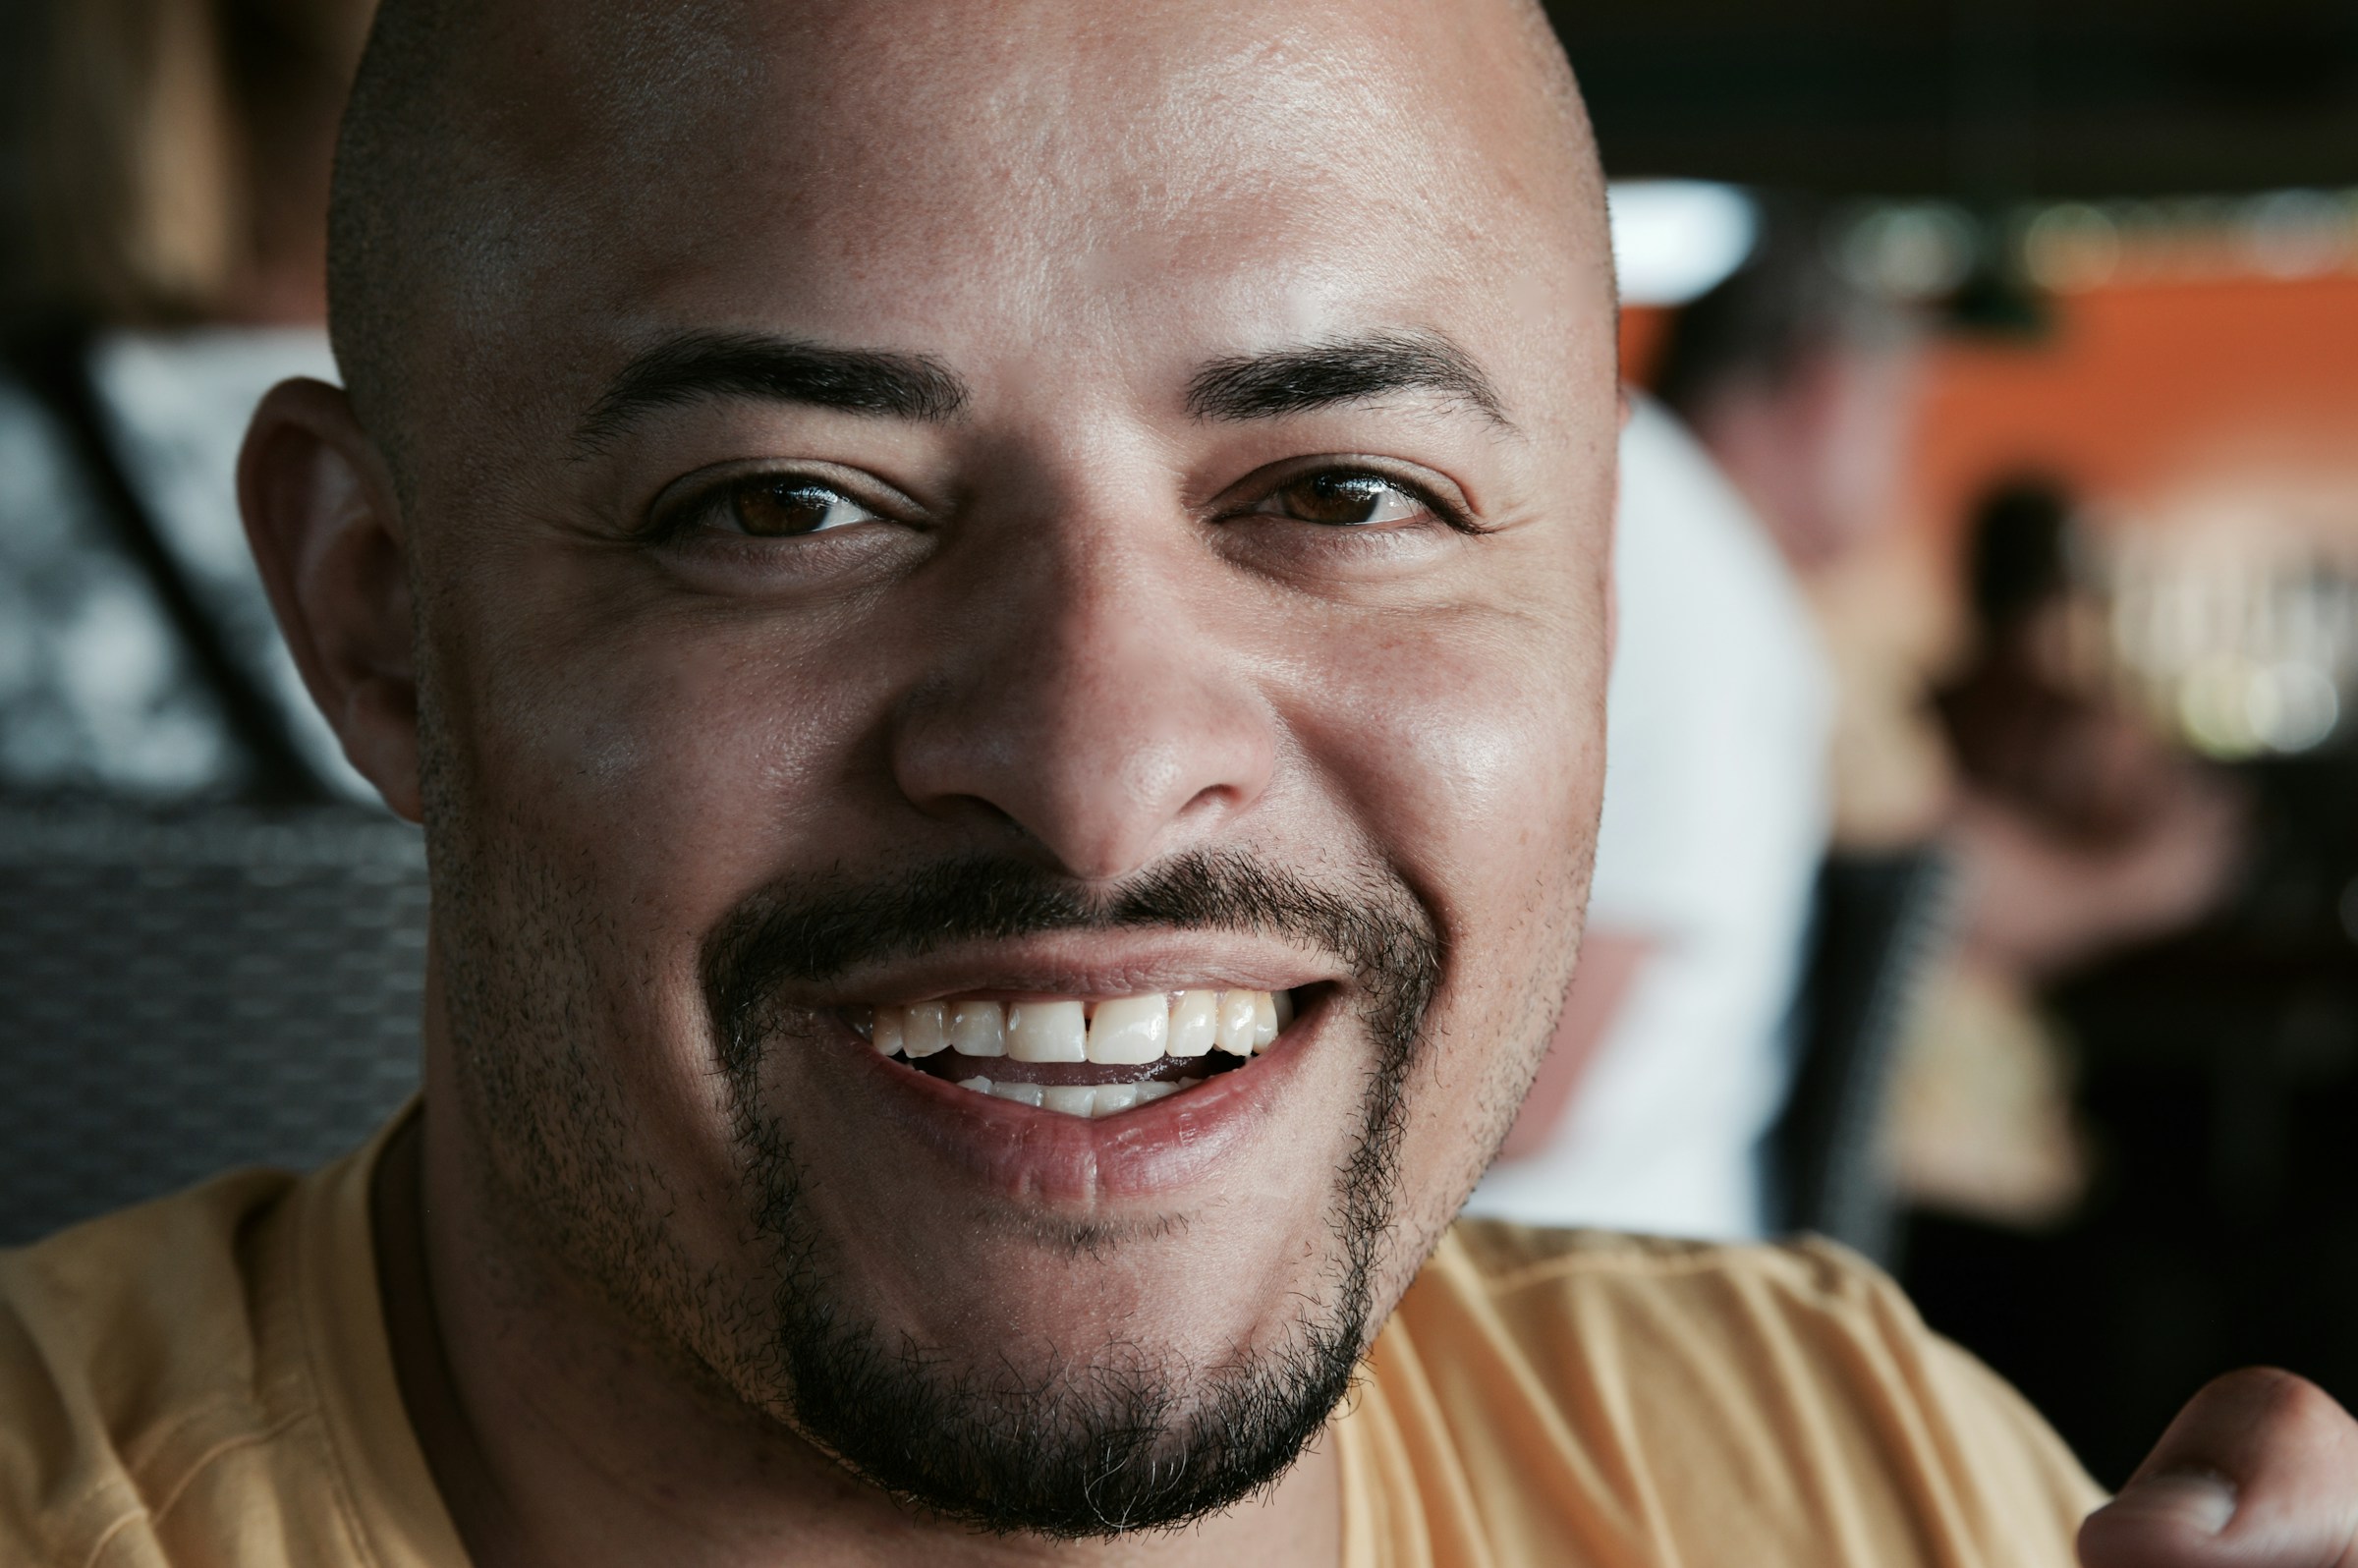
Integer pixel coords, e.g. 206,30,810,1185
890,515,1276,884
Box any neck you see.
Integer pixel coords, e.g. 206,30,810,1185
370,1109,1344,1568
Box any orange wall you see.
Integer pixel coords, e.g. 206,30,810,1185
1626,273,2358,565
1916,275,2358,547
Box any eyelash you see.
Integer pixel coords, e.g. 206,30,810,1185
643,472,902,545
1233,466,1487,536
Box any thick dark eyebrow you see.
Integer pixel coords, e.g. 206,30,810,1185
572,332,970,454
1185,331,1510,428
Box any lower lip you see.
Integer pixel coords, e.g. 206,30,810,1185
842,993,1332,1203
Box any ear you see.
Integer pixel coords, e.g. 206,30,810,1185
239,379,423,822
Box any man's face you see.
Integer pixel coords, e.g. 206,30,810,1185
1790,341,1929,565
385,0,1616,1535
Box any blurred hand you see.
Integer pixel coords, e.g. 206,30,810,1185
2081,1369,2358,1567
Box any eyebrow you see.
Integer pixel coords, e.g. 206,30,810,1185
1185,331,1510,428
573,332,970,453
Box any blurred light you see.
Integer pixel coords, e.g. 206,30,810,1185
2108,526,2358,760
1608,181,1758,306
2238,190,2355,280
2179,656,2264,759
1998,186,2358,290
2024,203,2122,293
1841,203,1978,301
2251,661,2341,753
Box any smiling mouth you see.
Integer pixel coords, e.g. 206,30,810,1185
849,988,1304,1119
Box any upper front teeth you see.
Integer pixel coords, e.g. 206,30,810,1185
1168,990,1219,1056
868,989,1293,1069
1084,994,1169,1064
904,1001,950,1057
948,1000,1006,1057
1006,999,1086,1062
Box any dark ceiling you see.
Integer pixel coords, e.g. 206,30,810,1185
1544,0,2358,198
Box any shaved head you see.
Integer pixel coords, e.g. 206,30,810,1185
327,0,1606,469
267,0,1624,1547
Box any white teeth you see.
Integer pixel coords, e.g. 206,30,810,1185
880,989,1296,1071
1087,994,1169,1064
949,1000,1007,1057
1166,990,1219,1058
1007,1000,1088,1063
904,1001,951,1057
1214,991,1259,1056
1250,991,1279,1052
952,1074,1179,1117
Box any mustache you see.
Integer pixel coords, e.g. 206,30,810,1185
701,848,1443,1077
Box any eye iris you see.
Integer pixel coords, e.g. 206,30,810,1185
731,480,844,537
1290,474,1394,526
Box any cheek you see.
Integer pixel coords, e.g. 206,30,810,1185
429,569,880,1070
1292,604,1606,948
1281,598,1607,1252
1282,592,1606,1144
447,578,875,921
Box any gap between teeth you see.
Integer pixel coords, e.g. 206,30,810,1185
863,989,1295,1118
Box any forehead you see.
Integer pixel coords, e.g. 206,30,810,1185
442,0,1602,418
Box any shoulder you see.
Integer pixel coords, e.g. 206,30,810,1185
1396,1220,1926,1401
1615,399,1803,620
1436,1212,1908,1315
1376,1220,2104,1566
0,1170,309,1566
1611,398,1828,708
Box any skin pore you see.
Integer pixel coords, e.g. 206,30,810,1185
241,1,1619,1564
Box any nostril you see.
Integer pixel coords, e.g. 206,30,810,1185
1180,781,1237,819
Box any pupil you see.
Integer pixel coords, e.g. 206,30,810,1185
734,481,836,536
1298,474,1383,525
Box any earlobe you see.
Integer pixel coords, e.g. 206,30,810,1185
239,379,424,822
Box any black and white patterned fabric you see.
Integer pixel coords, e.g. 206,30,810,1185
0,806,425,1247
0,328,369,802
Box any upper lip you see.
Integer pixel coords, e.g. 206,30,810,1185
784,929,1339,1008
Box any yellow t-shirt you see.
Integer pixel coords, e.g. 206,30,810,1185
0,1115,2102,1567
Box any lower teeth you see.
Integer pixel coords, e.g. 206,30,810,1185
951,1076,1204,1118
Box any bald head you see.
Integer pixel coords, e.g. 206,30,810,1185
327,0,1607,464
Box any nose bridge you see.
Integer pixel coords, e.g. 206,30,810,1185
892,501,1274,882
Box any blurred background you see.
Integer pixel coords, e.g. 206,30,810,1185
2,0,2356,1490
1553,0,2358,1487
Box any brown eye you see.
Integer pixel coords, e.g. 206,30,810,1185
1262,472,1427,527
725,478,880,537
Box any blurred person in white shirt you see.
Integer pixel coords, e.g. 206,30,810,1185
1471,209,1926,1238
